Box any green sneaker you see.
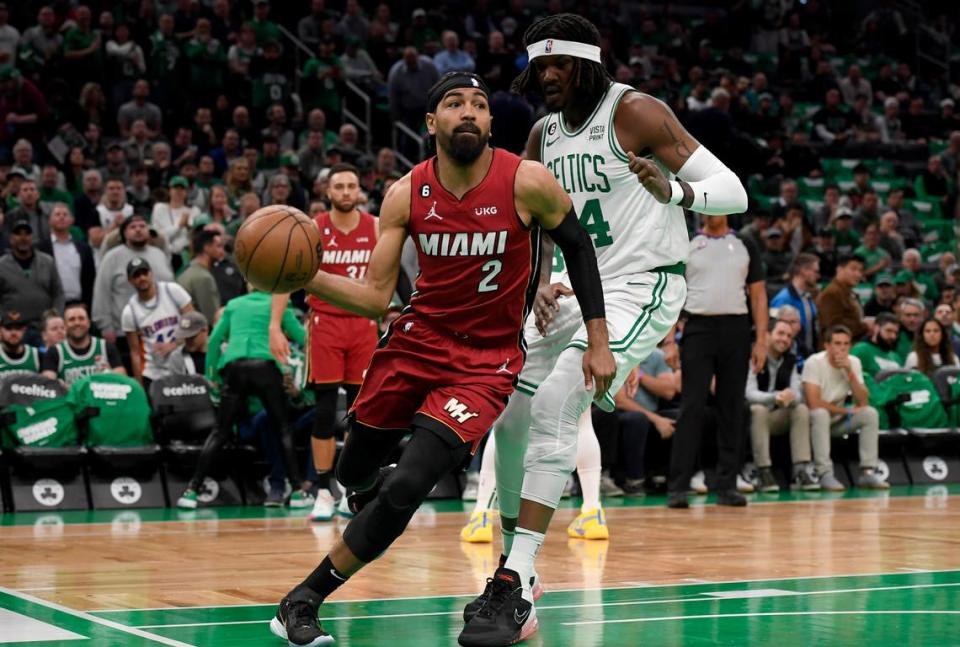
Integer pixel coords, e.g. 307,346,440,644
177,489,198,509
289,490,316,509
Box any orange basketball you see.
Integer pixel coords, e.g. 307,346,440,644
234,205,322,293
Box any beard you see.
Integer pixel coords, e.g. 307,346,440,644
439,126,490,165
331,197,357,213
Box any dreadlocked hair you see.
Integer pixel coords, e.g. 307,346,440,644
512,13,613,101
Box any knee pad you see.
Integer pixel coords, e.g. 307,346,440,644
335,420,380,489
312,387,339,439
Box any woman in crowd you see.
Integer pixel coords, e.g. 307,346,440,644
905,318,960,375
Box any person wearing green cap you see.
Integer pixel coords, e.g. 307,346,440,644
151,175,200,271
864,272,897,317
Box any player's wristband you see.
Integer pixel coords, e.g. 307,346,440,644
667,180,693,208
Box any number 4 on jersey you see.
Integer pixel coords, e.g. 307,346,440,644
552,198,613,272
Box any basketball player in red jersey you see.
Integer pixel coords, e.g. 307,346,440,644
270,163,380,522
269,71,616,647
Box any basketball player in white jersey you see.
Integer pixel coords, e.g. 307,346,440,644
458,14,748,646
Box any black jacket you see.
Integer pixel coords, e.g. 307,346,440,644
36,237,96,309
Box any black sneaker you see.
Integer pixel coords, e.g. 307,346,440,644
345,466,395,515
269,591,333,646
757,467,780,493
667,491,689,509
622,478,646,496
463,554,507,622
458,568,538,646
716,489,748,507
793,467,822,491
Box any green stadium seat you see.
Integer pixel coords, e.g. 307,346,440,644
798,177,825,196
907,199,944,220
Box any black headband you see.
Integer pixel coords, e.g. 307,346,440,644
427,72,491,113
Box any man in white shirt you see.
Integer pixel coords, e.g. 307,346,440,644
802,324,889,491
93,179,134,252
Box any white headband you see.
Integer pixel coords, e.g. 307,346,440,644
526,38,602,64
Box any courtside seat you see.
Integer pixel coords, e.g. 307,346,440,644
150,375,243,506
70,374,166,509
0,375,89,511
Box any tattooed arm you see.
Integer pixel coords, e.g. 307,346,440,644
613,92,747,216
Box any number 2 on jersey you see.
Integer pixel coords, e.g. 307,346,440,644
478,259,502,293
552,198,613,272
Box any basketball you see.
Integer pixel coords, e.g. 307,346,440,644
234,205,322,293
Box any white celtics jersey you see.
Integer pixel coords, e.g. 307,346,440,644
541,83,688,281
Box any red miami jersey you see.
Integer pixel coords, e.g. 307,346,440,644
307,210,378,317
408,148,540,349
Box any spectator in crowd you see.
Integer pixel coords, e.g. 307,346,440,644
902,249,939,303
917,155,951,211
342,35,385,96
38,166,73,213
894,296,925,359
123,119,155,168
877,211,905,260
18,6,62,74
250,0,281,46
92,215,174,355
0,310,41,377
816,254,868,340
184,18,227,104
298,130,328,185
802,325,888,490
101,142,132,185
178,229,224,324
92,178,134,253
302,36,345,126
6,179,49,241
37,204,96,309
851,312,903,379
807,226,837,279
105,22,146,108
934,303,955,333
122,258,193,390
669,214,767,509
0,217,63,341
197,185,236,230
177,287,312,510
175,310,209,375
761,227,792,285
434,30,475,74
118,79,162,137
611,343,679,496
904,318,959,376
152,176,202,270
771,253,820,358
0,66,48,146
854,223,891,279
864,273,897,317
10,139,40,181
831,207,859,256
388,46,439,136
746,319,816,492
41,301,125,386
812,89,854,145
298,0,331,50
40,311,66,352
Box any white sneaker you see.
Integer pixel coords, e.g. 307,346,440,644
600,472,625,497
689,470,708,495
309,489,335,522
462,472,479,501
737,473,756,493
337,495,354,518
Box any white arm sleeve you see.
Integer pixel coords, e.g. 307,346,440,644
667,144,748,216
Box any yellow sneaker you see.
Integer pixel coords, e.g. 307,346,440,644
567,507,610,540
460,510,494,543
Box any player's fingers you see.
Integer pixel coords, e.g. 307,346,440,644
556,285,574,298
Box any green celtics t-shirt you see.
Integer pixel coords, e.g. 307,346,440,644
869,372,948,429
853,244,890,271
3,397,78,448
53,338,112,386
851,341,902,379
0,346,42,379
68,374,153,447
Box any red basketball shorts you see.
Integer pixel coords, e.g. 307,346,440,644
307,311,379,384
350,313,524,451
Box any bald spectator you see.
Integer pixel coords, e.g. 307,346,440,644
816,254,868,341
434,30,475,74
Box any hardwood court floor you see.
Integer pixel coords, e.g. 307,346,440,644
1,486,959,645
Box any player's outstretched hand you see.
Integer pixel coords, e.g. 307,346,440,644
627,151,671,204
583,345,617,401
268,325,290,365
534,282,574,336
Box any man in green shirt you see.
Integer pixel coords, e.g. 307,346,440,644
177,290,311,510
853,223,891,280
302,36,345,119
902,248,940,303
41,302,125,386
177,229,224,324
0,311,41,378
831,208,860,256
251,0,281,46
894,297,924,361
62,5,102,84
851,312,903,379
38,165,74,211
183,18,227,101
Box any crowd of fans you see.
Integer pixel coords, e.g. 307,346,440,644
0,0,959,507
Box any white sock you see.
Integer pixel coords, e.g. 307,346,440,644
504,527,545,603
473,434,498,514
576,410,602,513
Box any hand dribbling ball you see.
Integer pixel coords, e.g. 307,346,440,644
234,205,322,292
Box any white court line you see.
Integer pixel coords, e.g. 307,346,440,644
562,610,960,627
132,580,960,629
0,587,195,647
94,566,960,613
